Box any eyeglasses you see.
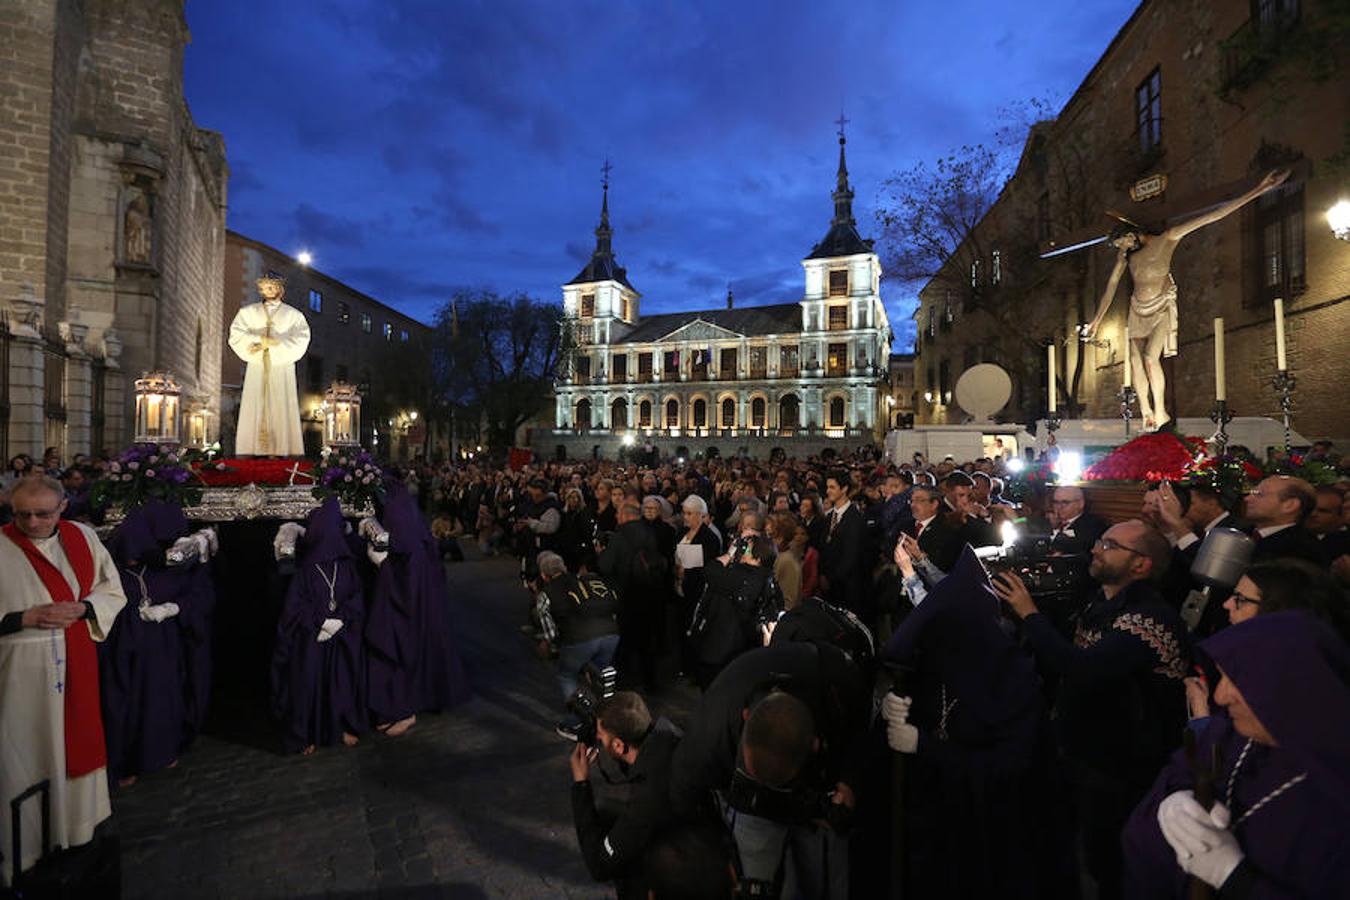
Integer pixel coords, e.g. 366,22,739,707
1051,499,1081,507
1229,591,1261,609
1093,537,1145,556
12,508,61,520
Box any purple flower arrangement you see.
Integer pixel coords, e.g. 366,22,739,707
312,448,385,508
90,443,204,511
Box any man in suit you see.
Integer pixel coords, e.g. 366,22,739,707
1244,475,1325,565
819,471,870,622
1308,486,1350,564
1151,481,1242,635
903,484,962,574
942,472,1001,549
1048,486,1109,556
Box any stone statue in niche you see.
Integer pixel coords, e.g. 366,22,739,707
123,189,153,265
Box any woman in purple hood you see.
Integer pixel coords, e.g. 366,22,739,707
1123,610,1350,898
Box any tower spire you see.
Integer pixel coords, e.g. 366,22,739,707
566,157,636,291
594,157,614,256
832,112,855,227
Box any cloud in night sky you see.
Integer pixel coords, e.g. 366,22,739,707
184,0,1140,347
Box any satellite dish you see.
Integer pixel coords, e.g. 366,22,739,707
954,364,1012,422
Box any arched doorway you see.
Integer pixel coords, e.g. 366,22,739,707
639,399,653,428
692,398,707,429
575,398,592,432
721,397,736,429
779,394,800,430
610,397,628,431
665,398,680,429
751,397,766,428
828,396,846,428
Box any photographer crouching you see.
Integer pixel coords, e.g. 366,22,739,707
532,550,621,740
569,691,681,900
669,642,871,899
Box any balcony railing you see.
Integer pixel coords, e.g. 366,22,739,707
555,425,873,439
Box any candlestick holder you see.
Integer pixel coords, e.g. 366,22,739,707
1045,412,1062,447
1117,385,1138,437
1208,400,1234,457
1270,369,1296,453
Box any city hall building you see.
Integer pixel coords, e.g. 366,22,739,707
547,133,894,459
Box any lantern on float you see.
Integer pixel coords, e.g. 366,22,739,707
184,396,213,448
323,381,361,448
133,371,181,445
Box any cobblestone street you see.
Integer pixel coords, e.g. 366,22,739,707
111,549,686,899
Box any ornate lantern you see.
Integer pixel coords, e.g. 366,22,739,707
184,395,213,448
133,370,181,445
323,381,361,448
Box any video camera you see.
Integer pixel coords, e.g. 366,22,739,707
979,528,1092,623
726,767,854,834
565,663,618,746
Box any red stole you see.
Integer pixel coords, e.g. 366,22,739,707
2,521,107,777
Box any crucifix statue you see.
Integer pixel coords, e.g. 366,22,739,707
1082,168,1289,431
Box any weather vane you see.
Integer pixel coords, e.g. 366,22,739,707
601,157,613,190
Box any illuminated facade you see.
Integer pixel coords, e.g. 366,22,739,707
550,131,893,457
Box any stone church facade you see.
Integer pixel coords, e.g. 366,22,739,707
549,132,893,459
1,0,227,461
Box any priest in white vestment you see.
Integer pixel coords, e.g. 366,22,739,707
228,273,311,456
0,476,126,885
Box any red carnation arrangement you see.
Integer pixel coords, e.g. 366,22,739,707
1082,432,1199,482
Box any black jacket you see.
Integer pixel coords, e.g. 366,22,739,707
598,520,661,599
572,719,681,900
1048,512,1109,557
544,571,619,646
677,524,723,605
907,515,963,574
1251,523,1326,566
1022,579,1187,786
689,559,778,678
819,504,868,616
669,643,871,822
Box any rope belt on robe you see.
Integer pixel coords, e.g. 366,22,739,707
2,521,106,778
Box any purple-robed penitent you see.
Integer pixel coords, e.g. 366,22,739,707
98,501,200,779
882,548,1076,899
365,486,470,724
270,497,367,752
1123,611,1350,899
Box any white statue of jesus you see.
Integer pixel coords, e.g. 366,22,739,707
228,274,311,456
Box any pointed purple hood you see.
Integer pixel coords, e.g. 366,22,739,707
886,546,1040,728
299,496,353,564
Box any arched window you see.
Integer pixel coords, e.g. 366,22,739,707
665,398,679,428
575,398,592,431
779,395,800,429
751,397,766,427
693,398,707,429
639,399,653,428
829,396,846,428
721,397,736,428
610,397,628,431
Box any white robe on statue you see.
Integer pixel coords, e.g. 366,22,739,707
228,299,311,456
0,522,126,885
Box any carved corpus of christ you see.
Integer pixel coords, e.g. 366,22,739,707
1084,168,1290,431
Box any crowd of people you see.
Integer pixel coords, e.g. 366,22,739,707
469,445,1350,899
3,439,1349,898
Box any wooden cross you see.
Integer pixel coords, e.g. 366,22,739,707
286,462,315,486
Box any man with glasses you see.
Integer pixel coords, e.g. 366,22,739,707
1048,485,1109,556
993,519,1186,900
0,476,127,885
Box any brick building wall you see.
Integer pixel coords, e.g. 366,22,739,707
914,0,1349,449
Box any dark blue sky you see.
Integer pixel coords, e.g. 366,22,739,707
184,0,1138,349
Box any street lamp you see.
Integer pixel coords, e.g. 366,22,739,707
1328,199,1350,241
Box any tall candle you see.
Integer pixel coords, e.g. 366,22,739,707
1214,317,1226,402
1123,325,1132,388
1047,343,1057,413
1274,298,1287,371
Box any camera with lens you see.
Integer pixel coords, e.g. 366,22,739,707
565,663,618,746
981,531,1092,623
726,768,854,834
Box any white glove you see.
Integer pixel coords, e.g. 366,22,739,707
366,544,388,567
200,527,219,556
1158,791,1245,888
139,602,181,623
358,517,389,548
887,720,918,754
166,536,199,566
273,522,306,560
317,618,344,642
881,692,912,726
